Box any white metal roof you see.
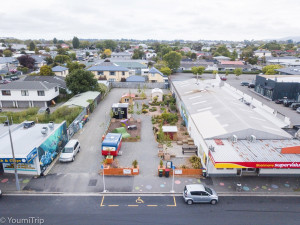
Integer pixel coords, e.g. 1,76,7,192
172,78,292,140
162,126,178,133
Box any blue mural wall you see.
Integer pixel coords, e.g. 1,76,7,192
180,102,189,127
38,122,68,174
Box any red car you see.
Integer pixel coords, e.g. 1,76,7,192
220,76,227,81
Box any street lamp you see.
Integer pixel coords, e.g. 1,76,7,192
0,116,20,191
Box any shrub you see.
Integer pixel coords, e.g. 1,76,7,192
189,155,202,169
142,109,148,114
149,107,157,112
142,103,149,109
160,159,163,168
170,103,177,112
136,110,141,115
132,160,138,168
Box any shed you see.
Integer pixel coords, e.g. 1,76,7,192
120,93,135,105
112,103,129,119
151,88,163,102
162,126,178,140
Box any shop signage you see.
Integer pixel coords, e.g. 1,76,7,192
123,169,131,175
0,158,26,164
175,169,182,174
26,148,38,164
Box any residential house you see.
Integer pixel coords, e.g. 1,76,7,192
275,67,300,75
52,66,69,77
213,56,231,62
114,62,147,75
30,55,46,68
11,44,27,50
87,60,129,82
151,88,163,102
145,52,157,60
126,75,146,82
148,67,165,83
179,60,214,71
0,81,59,108
0,57,19,71
61,44,69,49
266,57,300,67
254,50,272,58
23,75,67,90
111,52,132,60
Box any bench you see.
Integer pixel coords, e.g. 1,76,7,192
182,144,198,155
128,125,137,130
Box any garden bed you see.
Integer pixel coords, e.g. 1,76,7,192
107,118,141,142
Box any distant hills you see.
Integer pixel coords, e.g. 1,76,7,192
278,36,300,42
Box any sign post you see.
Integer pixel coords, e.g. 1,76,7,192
170,165,175,193
101,164,108,192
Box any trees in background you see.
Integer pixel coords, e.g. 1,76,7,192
72,36,80,49
3,49,12,57
163,51,182,71
65,69,98,94
17,55,36,69
54,55,70,64
40,65,54,76
159,67,172,76
262,64,283,75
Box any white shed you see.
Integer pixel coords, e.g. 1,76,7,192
151,88,163,102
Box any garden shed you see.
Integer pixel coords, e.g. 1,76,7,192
151,88,163,102
120,93,135,105
162,126,178,141
112,103,129,119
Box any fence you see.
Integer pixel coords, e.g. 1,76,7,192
67,108,87,138
111,82,167,89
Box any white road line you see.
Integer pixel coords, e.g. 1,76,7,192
250,116,266,122
197,107,212,112
192,101,206,105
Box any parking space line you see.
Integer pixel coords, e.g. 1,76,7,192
167,196,177,207
108,205,119,207
128,205,139,207
100,196,105,207
147,205,157,207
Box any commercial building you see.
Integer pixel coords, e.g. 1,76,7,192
171,78,300,176
0,121,68,175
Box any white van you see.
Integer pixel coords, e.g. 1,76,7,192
59,139,80,162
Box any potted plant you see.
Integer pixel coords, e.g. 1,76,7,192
132,160,138,168
106,155,113,164
132,159,139,175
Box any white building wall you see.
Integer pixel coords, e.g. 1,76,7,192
260,168,300,175
0,87,59,101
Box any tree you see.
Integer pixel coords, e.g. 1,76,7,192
159,67,172,76
132,49,144,59
163,51,182,71
72,36,80,49
34,47,39,55
191,53,197,60
101,49,112,59
262,64,283,75
214,45,230,57
54,55,70,64
98,83,108,96
65,69,99,95
231,50,238,60
66,62,86,73
53,38,57,44
17,55,36,69
45,56,53,65
40,65,54,76
103,40,117,51
3,49,12,57
225,70,229,76
191,66,205,76
69,52,77,60
233,68,242,78
29,41,35,51
57,48,68,55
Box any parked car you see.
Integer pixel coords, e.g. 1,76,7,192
248,83,255,88
59,139,80,162
0,189,2,197
38,107,50,115
220,76,227,81
10,76,19,81
0,108,2,112
297,107,300,113
0,79,11,84
275,99,284,104
290,103,300,110
240,81,249,86
183,184,218,205
283,99,296,107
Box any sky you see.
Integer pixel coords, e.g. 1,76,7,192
1,0,300,41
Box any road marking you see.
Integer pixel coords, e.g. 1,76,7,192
167,196,177,207
128,205,139,207
147,205,158,207
108,205,119,207
189,95,202,100
136,197,144,204
100,196,105,207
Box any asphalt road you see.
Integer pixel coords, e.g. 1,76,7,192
1,195,300,225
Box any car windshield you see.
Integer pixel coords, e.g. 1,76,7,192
205,187,212,195
62,147,73,153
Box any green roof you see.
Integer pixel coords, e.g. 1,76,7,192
114,62,147,69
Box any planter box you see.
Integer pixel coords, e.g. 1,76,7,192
106,155,113,164
132,165,139,175
157,167,202,176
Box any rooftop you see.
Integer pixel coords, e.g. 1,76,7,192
52,66,68,72
24,76,66,89
61,91,100,108
0,81,58,90
149,67,163,75
261,75,300,83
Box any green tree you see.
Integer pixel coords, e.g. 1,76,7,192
132,49,144,59
57,48,68,55
231,50,238,60
29,41,35,51
53,38,57,44
98,83,108,96
190,52,197,60
3,49,12,57
45,56,53,65
233,68,242,78
65,69,99,95
159,67,172,76
214,45,230,57
66,61,86,73
79,41,90,49
69,52,77,60
103,40,117,51
191,66,205,76
101,49,112,59
163,51,182,71
40,65,54,76
225,70,229,76
262,64,283,75
72,36,80,49
54,55,70,64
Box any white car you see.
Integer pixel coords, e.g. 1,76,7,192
0,189,2,197
59,139,80,162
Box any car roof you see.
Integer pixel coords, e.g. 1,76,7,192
186,184,205,191
65,139,79,147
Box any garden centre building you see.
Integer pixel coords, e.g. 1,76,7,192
0,121,68,175
171,77,300,176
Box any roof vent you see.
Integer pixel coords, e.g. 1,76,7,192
41,127,48,136
209,145,215,152
48,121,54,130
232,135,238,143
250,135,256,142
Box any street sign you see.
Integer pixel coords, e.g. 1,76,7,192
101,164,104,169
172,165,175,169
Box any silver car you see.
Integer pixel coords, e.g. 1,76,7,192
59,139,80,162
183,184,218,205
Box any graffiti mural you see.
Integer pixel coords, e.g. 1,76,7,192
38,122,68,174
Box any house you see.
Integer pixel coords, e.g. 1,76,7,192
30,55,46,68
87,60,130,82
111,52,132,60
145,52,157,60
218,64,252,72
23,75,67,90
151,88,163,102
179,60,214,71
61,44,69,49
0,81,59,108
0,57,19,70
148,67,165,83
126,75,146,82
213,56,231,62
52,66,69,77
254,50,272,58
11,44,27,50
120,93,135,105
114,62,147,75
275,67,300,75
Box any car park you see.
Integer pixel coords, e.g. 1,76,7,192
183,184,218,205
59,139,80,162
240,81,249,86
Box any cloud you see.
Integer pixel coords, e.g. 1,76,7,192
0,0,299,41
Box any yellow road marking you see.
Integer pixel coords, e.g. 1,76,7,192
100,196,105,207
136,197,144,204
108,205,119,207
147,205,158,207
167,196,177,207
128,205,139,207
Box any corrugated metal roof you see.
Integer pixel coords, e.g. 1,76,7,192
149,67,163,75
0,81,57,90
87,65,129,72
52,66,68,72
61,91,100,108
126,76,146,82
